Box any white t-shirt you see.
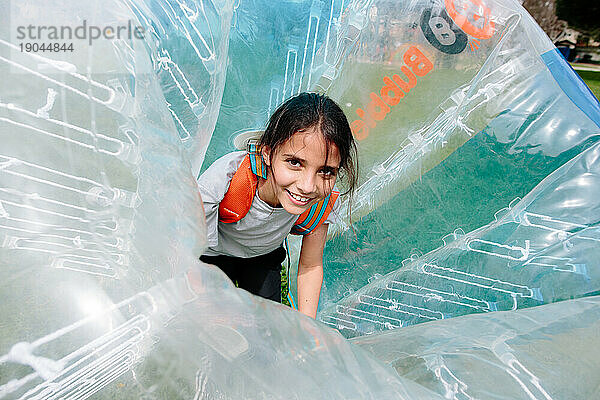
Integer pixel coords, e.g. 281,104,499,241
198,151,339,258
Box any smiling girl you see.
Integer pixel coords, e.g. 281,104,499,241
198,93,357,318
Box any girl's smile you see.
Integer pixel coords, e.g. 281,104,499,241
285,189,313,206
258,127,340,215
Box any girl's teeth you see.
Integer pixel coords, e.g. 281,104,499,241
290,192,308,202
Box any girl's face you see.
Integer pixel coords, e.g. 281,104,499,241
260,127,340,215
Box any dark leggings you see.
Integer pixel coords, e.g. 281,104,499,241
200,246,286,302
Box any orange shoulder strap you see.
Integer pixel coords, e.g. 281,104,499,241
291,191,339,235
218,155,258,223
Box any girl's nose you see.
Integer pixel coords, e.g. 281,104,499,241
297,172,317,195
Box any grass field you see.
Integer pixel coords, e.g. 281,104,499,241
577,69,600,100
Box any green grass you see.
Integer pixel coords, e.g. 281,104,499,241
281,262,290,306
577,70,600,100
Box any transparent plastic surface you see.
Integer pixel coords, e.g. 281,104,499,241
296,0,600,326
354,295,600,400
319,140,600,337
0,1,440,398
2,0,600,399
201,0,366,170
217,0,600,314
125,0,234,175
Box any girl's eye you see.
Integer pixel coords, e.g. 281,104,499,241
287,158,301,167
320,168,337,178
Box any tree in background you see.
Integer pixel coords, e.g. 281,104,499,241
556,0,600,41
522,0,567,42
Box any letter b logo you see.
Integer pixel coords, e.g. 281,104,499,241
420,8,468,55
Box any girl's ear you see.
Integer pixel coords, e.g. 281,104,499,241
261,146,271,166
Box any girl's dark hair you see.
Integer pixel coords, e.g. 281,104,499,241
258,92,359,201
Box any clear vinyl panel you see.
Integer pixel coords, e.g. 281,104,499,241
320,139,600,337
201,0,373,171
354,295,600,400
0,1,444,399
2,0,600,399
311,0,600,330
123,0,234,176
